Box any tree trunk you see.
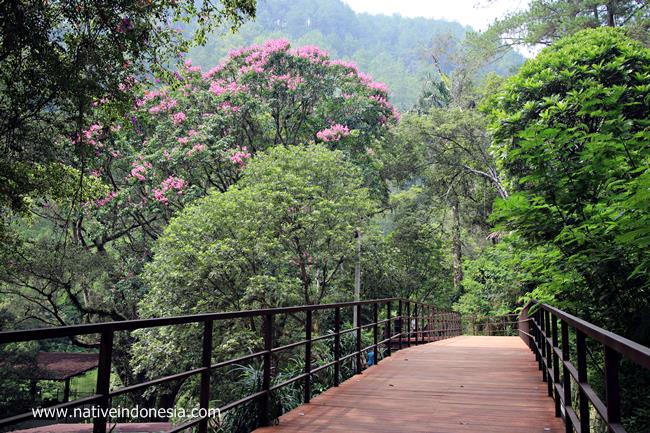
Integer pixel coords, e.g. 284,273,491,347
606,2,615,26
451,194,463,293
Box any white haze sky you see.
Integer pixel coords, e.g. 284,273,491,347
342,0,530,31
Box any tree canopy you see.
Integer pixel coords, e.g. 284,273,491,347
486,27,650,339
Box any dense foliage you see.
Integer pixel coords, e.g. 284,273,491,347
486,27,650,340
140,144,375,315
130,145,375,423
0,0,256,214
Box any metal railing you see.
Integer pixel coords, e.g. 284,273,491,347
520,300,650,433
0,298,461,433
464,313,519,336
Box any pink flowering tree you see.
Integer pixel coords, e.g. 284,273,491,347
4,40,398,329
81,39,398,229
8,40,398,326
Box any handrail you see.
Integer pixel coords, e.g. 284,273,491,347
0,298,461,433
464,313,519,336
521,300,650,433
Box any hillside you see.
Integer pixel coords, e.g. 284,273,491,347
189,0,524,109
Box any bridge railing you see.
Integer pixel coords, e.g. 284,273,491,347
463,313,519,336
520,300,650,433
0,298,461,433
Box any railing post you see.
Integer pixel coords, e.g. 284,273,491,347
540,309,547,383
398,300,403,350
260,313,273,426
431,307,436,341
355,304,362,374
406,301,411,347
373,303,379,365
561,320,573,433
386,301,392,357
304,309,312,403
604,346,621,430
334,307,341,386
198,320,213,433
93,331,113,433
443,310,446,338
414,303,419,345
545,309,553,397
551,314,561,417
576,330,590,433
535,310,542,370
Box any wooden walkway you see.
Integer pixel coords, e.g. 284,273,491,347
256,336,565,433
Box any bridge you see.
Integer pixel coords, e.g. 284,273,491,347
256,335,564,433
1,298,649,433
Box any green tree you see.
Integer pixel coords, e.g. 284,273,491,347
131,144,375,409
385,104,505,294
474,0,649,54
140,144,375,315
486,27,650,341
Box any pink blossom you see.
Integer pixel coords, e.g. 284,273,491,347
329,59,359,73
202,63,225,79
84,124,101,139
357,72,373,84
172,112,187,125
229,146,251,167
392,107,401,122
219,101,241,113
209,80,247,96
153,188,168,205
153,176,186,205
177,136,189,144
370,94,391,108
316,124,351,142
130,165,148,181
162,176,185,191
292,45,328,62
228,45,259,59
264,39,291,52
142,90,161,102
367,81,390,94
96,191,117,207
183,60,201,73
79,124,103,148
148,98,177,114
236,39,291,75
270,73,304,90
187,143,206,157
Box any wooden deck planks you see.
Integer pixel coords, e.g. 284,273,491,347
255,336,565,433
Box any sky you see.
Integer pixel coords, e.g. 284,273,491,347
341,0,530,31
